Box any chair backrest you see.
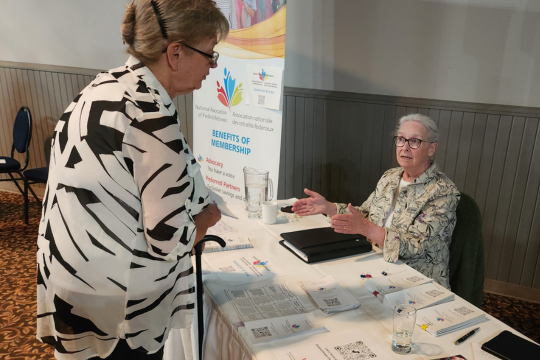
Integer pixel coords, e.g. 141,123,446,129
12,106,32,154
449,193,485,308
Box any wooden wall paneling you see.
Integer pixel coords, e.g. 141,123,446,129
517,121,540,287
56,73,69,112
310,98,325,195
185,93,193,146
474,115,500,217
532,184,540,288
368,104,385,192
417,108,429,116
40,72,57,140
46,72,62,122
19,69,40,170
492,117,528,282
347,102,364,204
328,100,343,202
504,118,539,284
484,116,515,279
453,112,475,191
358,103,375,204
434,110,451,171
302,97,315,194
381,105,396,174
22,69,44,168
34,71,53,156
428,108,440,128
284,96,296,198
393,106,409,169
443,111,463,181
10,69,28,169
463,113,487,197
293,97,306,198
277,96,287,200
0,68,13,161
320,99,333,198
29,70,47,166
343,101,361,203
77,75,87,95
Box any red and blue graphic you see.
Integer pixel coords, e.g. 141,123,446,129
408,300,416,305
318,287,326,291
389,286,396,289
259,69,268,81
228,238,234,242
217,68,242,109
197,155,204,162
291,324,300,329
253,260,268,267
437,317,444,322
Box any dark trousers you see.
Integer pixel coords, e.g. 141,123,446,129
89,339,164,360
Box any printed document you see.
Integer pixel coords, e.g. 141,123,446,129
203,232,253,253
300,276,360,314
416,297,488,337
206,219,236,235
225,283,312,322
245,313,323,344
204,249,284,285
383,282,455,310
364,269,432,299
271,327,388,359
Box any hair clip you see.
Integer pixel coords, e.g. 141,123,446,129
360,273,372,279
150,0,168,39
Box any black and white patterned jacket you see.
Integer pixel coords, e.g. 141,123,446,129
37,56,210,359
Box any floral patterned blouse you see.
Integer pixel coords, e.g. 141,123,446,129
336,162,460,289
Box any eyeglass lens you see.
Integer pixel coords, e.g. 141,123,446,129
394,136,422,149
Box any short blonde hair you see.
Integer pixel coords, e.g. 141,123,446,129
121,0,229,65
396,113,440,143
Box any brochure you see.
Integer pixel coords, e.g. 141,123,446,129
300,276,360,314
364,269,432,299
383,282,455,310
244,313,323,344
203,232,253,253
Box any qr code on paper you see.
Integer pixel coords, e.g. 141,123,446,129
323,298,342,307
334,341,377,359
454,306,474,316
406,276,423,283
258,95,265,105
219,266,236,273
425,289,444,297
251,326,272,339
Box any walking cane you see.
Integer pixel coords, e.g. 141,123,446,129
193,235,225,360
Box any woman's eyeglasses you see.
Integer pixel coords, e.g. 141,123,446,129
162,42,219,65
393,136,427,149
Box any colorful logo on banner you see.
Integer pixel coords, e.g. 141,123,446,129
217,68,242,109
197,155,204,162
259,69,268,81
318,287,326,291
253,260,268,267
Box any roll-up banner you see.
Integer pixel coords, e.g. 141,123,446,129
193,0,286,205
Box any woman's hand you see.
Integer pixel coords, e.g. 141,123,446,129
331,204,385,247
292,188,336,217
193,204,221,252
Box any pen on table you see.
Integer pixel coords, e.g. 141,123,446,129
454,327,480,345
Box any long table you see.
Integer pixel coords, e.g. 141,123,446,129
165,201,533,360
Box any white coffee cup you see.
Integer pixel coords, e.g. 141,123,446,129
261,201,278,224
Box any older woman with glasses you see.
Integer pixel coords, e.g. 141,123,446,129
292,114,460,289
36,1,228,359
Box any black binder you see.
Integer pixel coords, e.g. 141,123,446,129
279,227,372,263
481,330,540,360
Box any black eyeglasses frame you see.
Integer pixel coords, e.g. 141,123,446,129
162,42,219,65
393,136,430,149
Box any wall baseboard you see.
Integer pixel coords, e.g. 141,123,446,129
484,278,540,304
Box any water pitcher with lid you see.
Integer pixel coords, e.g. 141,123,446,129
243,167,273,218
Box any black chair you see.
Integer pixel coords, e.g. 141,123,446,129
449,193,485,308
23,137,52,224
0,106,33,221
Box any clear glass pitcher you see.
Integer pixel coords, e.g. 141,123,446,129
243,167,274,217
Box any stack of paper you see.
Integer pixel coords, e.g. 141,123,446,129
244,313,325,344
364,270,432,299
203,232,253,253
415,297,488,337
300,276,360,314
383,282,455,310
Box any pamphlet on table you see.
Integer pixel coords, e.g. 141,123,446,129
271,327,388,359
364,269,432,299
244,313,323,344
225,283,313,322
208,187,238,219
203,232,253,253
416,297,488,337
383,282,455,310
204,249,284,285
206,219,236,235
300,276,360,314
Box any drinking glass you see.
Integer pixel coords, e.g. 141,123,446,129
246,189,262,219
392,304,417,354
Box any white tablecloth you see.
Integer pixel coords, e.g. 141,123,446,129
165,201,532,360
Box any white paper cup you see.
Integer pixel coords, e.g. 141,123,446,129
261,201,278,224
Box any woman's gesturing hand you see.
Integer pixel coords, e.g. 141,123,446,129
292,188,336,217
331,204,385,247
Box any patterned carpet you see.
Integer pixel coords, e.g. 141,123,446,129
0,190,538,359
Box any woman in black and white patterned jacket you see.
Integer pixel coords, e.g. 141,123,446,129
36,1,228,359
